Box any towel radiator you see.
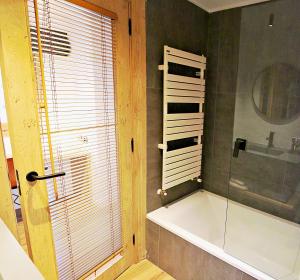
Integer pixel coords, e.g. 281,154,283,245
157,46,206,195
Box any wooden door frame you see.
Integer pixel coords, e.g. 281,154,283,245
129,0,147,263
0,0,146,279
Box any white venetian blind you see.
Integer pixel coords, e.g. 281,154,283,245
27,0,122,279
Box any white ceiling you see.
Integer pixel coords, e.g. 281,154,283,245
188,0,270,13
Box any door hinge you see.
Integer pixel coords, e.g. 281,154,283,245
132,234,135,245
128,18,132,36
131,138,134,153
16,169,21,196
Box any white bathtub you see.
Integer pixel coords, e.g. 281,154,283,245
147,190,300,280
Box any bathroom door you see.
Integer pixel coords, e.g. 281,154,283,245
0,0,139,279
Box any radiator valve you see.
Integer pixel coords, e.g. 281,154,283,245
157,188,168,196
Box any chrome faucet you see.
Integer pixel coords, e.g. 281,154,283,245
266,131,275,148
290,137,300,153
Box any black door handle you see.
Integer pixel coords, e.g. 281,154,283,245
26,171,66,182
233,138,247,158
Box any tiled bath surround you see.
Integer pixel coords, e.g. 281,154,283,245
146,220,256,280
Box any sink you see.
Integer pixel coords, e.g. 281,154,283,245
245,143,300,163
247,145,284,156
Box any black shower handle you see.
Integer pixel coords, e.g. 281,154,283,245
233,138,247,158
26,171,66,182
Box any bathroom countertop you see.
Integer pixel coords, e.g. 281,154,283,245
0,219,43,280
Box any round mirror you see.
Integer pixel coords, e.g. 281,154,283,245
252,63,300,124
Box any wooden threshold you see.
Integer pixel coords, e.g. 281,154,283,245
116,259,174,280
